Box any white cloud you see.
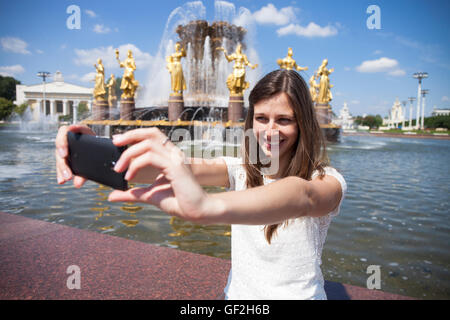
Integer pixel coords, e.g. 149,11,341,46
442,96,449,102
252,3,296,25
0,37,31,54
36,49,44,54
0,64,25,77
373,50,383,55
93,24,111,34
233,3,296,27
80,72,96,83
85,9,97,18
356,57,405,76
74,44,153,69
277,22,338,37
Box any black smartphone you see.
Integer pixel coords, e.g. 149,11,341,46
67,132,128,191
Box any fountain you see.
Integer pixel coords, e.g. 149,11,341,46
81,0,340,142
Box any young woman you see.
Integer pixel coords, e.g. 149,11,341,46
55,69,346,300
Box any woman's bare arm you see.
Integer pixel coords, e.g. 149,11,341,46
130,157,229,188
201,175,343,225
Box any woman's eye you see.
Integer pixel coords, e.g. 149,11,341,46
255,117,267,122
279,118,292,123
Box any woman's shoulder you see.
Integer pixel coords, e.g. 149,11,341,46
312,166,347,195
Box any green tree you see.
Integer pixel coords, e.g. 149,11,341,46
13,102,28,118
424,115,450,129
0,97,15,120
361,114,383,129
0,75,21,101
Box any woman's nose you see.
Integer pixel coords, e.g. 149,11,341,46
264,121,279,139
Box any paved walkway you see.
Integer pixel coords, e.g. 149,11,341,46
0,212,414,300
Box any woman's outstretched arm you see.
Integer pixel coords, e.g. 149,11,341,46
107,128,343,226
205,174,343,225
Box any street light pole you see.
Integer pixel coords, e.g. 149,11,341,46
37,71,51,120
408,97,416,129
421,89,429,130
401,100,407,129
413,72,428,130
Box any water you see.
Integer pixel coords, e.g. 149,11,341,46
0,126,449,299
138,0,261,108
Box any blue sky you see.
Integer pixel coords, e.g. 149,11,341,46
0,0,449,117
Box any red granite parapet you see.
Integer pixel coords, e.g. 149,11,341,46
0,212,414,300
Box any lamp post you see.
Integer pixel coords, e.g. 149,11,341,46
401,100,407,130
421,89,429,130
407,97,416,128
413,72,428,130
37,71,51,119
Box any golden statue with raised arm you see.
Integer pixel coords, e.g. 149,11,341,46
115,49,139,99
166,43,187,95
216,44,258,96
315,59,334,104
106,74,117,107
93,58,106,100
277,48,308,72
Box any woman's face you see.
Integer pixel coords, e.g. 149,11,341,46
252,92,299,161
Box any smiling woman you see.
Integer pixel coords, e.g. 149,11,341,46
55,69,346,300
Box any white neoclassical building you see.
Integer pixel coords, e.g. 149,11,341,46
383,98,406,129
15,71,93,121
333,102,355,130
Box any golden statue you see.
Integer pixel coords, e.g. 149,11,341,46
115,49,139,99
93,59,106,100
106,74,117,107
166,43,187,95
277,48,308,72
216,44,258,96
309,75,319,103
314,59,334,104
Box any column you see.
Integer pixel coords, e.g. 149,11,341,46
409,105,413,129
63,99,68,115
88,100,92,112
50,99,56,116
415,82,421,130
35,99,42,121
421,95,426,130
73,100,79,124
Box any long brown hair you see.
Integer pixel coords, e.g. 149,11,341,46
242,69,329,244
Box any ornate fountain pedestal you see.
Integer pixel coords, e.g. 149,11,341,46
315,103,332,125
120,97,135,120
315,103,340,142
93,99,109,121
228,94,244,122
168,93,184,121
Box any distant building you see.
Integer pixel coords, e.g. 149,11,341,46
431,107,450,117
383,98,405,128
333,102,354,130
15,71,93,121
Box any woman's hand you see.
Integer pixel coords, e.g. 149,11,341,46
55,124,95,187
108,128,219,224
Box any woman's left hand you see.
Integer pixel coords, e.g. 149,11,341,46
108,128,214,223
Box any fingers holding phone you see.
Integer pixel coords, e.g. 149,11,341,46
55,124,94,187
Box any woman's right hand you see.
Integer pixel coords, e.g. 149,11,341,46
55,124,95,187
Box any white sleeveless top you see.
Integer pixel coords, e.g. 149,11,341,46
220,156,347,300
